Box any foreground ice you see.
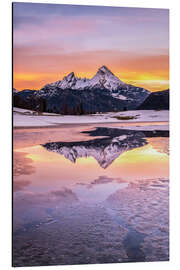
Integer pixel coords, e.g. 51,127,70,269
13,177,169,266
105,178,169,261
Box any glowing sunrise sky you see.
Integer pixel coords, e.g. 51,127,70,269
13,3,169,91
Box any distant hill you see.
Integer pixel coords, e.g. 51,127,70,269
138,89,169,110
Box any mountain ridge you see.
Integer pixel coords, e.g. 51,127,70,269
13,65,151,114
46,65,126,92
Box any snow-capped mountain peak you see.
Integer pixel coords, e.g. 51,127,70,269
46,66,125,91
90,65,125,90
37,65,150,107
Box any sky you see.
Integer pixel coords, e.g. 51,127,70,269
13,3,169,91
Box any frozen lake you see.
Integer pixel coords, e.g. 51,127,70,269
13,123,169,266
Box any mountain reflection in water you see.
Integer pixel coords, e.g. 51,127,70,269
42,128,169,169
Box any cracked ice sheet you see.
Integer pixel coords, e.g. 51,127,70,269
105,177,169,261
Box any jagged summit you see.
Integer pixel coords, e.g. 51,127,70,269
66,71,75,79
